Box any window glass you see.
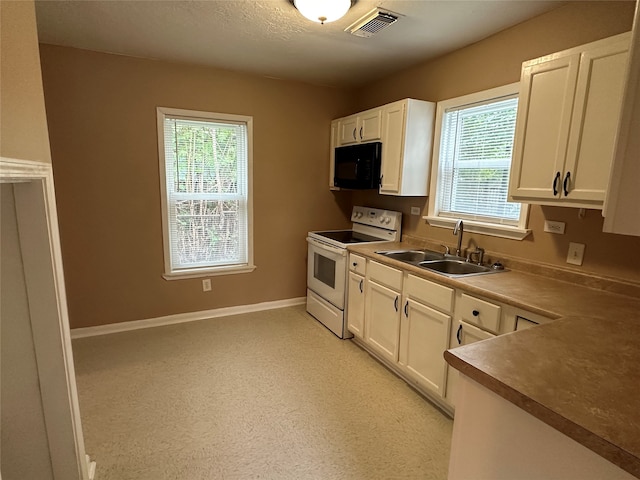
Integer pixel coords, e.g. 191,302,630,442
158,108,253,276
428,84,530,239
438,97,520,224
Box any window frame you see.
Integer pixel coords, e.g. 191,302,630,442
157,106,255,280
425,83,531,241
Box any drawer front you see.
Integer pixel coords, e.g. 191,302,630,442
368,261,403,291
405,274,454,313
349,253,366,275
458,293,501,334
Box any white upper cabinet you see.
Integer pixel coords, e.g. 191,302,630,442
604,11,640,237
509,32,631,208
379,99,436,196
331,98,435,196
337,108,383,146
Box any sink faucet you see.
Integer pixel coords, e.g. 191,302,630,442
453,220,464,257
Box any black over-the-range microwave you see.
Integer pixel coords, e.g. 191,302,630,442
333,142,382,189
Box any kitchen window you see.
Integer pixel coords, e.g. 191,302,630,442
426,83,531,240
157,107,255,279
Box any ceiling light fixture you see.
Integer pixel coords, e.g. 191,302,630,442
293,0,352,25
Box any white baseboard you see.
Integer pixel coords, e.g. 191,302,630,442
86,454,96,480
71,297,307,339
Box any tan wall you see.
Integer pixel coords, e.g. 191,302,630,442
0,2,56,477
353,1,640,283
0,1,51,163
40,45,356,328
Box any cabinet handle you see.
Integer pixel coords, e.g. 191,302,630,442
359,279,363,293
352,128,357,140
379,175,383,187
472,310,480,317
563,171,571,196
404,300,409,317
394,296,399,312
359,126,363,140
552,171,561,196
457,324,462,344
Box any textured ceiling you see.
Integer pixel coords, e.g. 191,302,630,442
35,0,566,87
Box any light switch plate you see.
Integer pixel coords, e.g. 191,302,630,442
566,242,585,266
544,220,566,234
410,206,421,216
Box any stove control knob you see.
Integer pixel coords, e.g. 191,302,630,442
385,217,391,224
380,216,386,223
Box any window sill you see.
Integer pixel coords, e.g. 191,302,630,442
163,264,257,280
423,216,531,241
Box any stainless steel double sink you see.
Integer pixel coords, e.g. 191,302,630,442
375,249,504,277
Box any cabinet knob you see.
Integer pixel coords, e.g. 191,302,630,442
472,310,480,317
352,262,358,267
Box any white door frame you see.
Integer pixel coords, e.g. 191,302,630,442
0,157,90,480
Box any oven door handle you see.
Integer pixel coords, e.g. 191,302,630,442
306,237,347,256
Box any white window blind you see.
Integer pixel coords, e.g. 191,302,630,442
437,95,521,225
160,111,250,272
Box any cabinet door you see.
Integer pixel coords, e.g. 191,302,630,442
564,39,629,203
347,272,365,338
509,54,580,201
445,321,497,407
329,119,339,190
604,30,640,235
365,280,401,362
399,298,451,397
338,115,358,145
359,108,383,142
380,101,406,194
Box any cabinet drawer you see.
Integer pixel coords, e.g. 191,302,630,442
458,293,501,334
405,274,454,313
349,253,366,275
368,261,403,291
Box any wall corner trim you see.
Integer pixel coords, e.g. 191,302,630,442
70,297,307,339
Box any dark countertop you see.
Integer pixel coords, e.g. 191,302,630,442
445,316,640,478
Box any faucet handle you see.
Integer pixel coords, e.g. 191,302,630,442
440,244,450,255
467,247,485,265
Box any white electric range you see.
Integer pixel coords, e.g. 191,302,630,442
306,206,402,338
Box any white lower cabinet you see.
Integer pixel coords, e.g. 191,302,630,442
359,264,453,406
347,271,365,338
365,279,402,362
352,256,553,415
399,298,451,397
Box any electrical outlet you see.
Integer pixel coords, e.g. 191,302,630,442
544,220,566,234
566,242,585,266
410,206,421,216
202,279,212,292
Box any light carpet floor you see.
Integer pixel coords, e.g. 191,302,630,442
72,305,453,479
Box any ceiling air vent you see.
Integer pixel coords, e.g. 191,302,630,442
346,8,399,38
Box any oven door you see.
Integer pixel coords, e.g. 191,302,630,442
306,237,347,309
